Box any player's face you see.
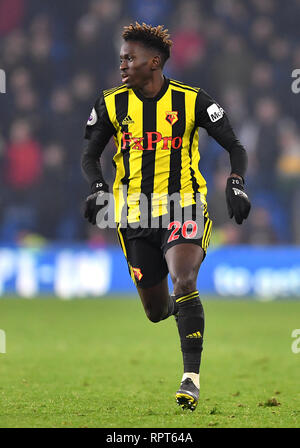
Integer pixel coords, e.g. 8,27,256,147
120,41,156,89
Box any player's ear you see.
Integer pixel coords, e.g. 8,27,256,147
151,55,162,70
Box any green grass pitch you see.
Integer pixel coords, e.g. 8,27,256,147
0,297,299,428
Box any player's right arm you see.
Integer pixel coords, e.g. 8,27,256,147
81,92,116,224
195,89,251,225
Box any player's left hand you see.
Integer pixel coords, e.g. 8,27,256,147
225,177,251,225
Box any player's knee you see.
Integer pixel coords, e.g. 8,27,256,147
147,313,161,323
144,305,165,323
146,310,163,323
171,272,197,296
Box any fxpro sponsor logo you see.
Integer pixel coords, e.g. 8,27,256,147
214,264,300,298
122,131,182,151
291,69,300,93
0,69,6,93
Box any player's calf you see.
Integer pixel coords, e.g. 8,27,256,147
175,290,205,373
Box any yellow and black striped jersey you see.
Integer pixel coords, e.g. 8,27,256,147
83,77,246,223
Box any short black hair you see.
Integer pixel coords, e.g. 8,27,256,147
122,22,172,67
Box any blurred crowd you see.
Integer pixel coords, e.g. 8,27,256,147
0,0,300,246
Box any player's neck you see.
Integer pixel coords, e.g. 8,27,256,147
137,74,165,98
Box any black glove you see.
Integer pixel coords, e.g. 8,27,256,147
225,177,251,225
84,181,109,225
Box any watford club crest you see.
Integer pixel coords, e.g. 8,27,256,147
132,267,143,281
165,111,178,126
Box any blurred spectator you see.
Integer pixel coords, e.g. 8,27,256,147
2,30,28,71
0,119,42,242
127,0,171,25
0,0,24,35
4,119,42,190
212,34,253,95
28,15,56,95
73,6,120,85
73,14,102,75
37,143,69,239
248,62,275,107
71,71,96,122
169,2,206,83
208,169,230,226
250,0,276,15
221,86,248,128
212,0,250,34
239,97,281,192
9,66,32,91
277,120,300,183
13,87,42,136
89,0,122,23
250,16,274,59
277,120,300,241
45,86,76,147
241,206,278,245
202,18,225,52
252,97,281,190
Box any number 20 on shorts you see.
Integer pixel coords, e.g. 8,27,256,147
167,220,198,243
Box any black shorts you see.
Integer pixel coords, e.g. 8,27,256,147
116,205,213,289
